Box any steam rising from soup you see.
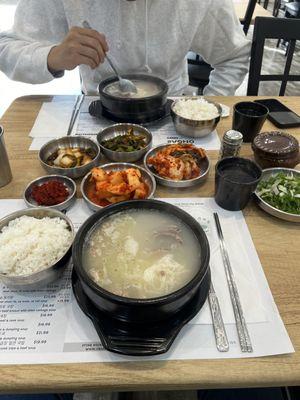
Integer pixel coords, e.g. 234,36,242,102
104,80,161,99
83,209,201,299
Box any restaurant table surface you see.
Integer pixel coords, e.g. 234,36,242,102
0,95,299,394
234,0,272,21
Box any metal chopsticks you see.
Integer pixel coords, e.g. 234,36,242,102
213,212,253,353
67,94,84,136
208,281,229,352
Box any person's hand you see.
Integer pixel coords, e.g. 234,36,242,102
47,26,109,73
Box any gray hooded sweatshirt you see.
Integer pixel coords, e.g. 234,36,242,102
0,0,251,95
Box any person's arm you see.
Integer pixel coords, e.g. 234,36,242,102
0,0,70,84
0,0,108,84
191,0,251,96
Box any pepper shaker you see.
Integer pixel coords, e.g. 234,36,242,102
0,126,12,188
219,130,243,160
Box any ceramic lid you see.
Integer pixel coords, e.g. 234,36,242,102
252,131,299,159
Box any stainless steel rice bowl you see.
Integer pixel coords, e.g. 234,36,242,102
0,208,75,289
170,97,222,138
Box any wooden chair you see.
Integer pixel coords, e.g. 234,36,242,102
247,17,300,96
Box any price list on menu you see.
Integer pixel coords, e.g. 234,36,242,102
0,268,72,354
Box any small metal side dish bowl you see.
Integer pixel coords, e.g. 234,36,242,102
23,175,76,212
144,144,210,188
39,136,101,179
81,162,156,212
97,123,152,163
254,167,300,223
170,97,222,138
0,208,75,289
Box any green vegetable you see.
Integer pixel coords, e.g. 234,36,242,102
256,172,300,215
102,128,147,152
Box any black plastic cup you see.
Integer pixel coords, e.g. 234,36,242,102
215,157,262,211
232,102,269,143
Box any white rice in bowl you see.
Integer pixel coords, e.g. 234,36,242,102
0,216,73,276
173,98,220,121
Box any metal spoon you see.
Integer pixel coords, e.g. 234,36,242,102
105,55,138,94
82,21,137,94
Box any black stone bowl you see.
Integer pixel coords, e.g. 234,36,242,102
72,199,210,324
98,74,168,123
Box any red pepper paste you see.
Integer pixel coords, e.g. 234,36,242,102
31,180,69,206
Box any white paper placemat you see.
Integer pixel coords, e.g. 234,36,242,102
0,199,293,364
29,96,221,151
29,101,76,139
74,97,221,150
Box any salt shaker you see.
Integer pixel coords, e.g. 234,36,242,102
219,130,243,159
0,126,12,188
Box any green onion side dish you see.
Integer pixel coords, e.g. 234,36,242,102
256,172,300,215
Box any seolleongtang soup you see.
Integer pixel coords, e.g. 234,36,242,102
83,209,201,299
103,80,161,99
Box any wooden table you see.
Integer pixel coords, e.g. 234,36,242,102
0,95,299,394
234,0,271,22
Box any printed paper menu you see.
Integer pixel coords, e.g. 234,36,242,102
0,199,294,364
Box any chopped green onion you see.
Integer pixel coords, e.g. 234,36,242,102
257,172,300,215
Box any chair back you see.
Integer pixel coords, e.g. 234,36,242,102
247,17,300,95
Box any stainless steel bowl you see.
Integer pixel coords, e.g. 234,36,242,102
144,144,210,188
81,163,156,212
23,175,76,211
254,167,300,223
97,123,152,162
0,208,75,289
170,98,222,138
39,136,101,179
